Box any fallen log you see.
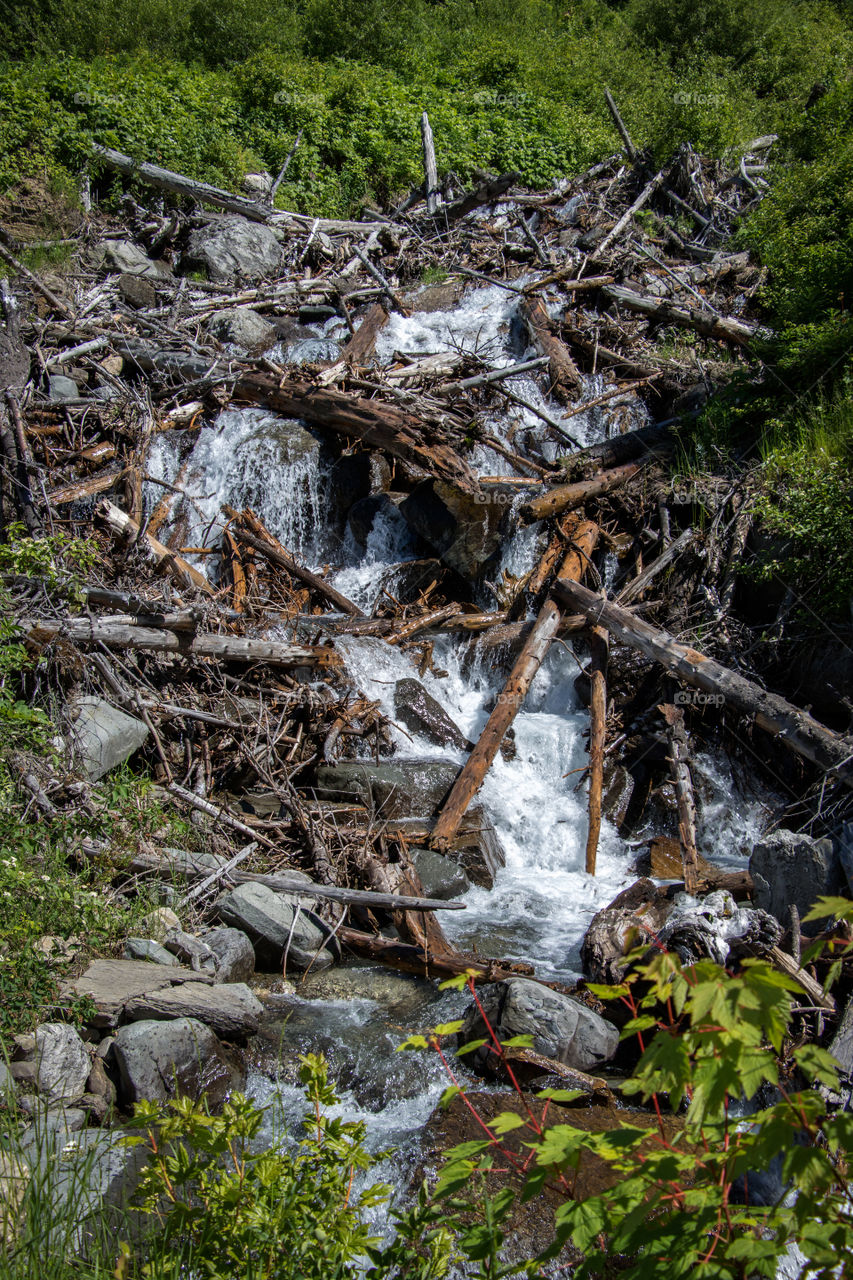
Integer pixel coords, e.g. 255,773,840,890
232,373,480,498
125,848,466,914
431,522,599,851
617,527,694,605
443,172,521,223
602,284,756,347
559,419,677,478
585,625,608,875
552,579,853,788
338,925,535,983
98,499,215,597
597,169,665,256
521,461,643,524
48,468,126,507
386,604,460,646
661,703,701,895
22,618,341,668
225,508,362,616
519,296,581,400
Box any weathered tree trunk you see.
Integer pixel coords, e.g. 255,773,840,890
602,284,756,347
23,618,341,668
552,579,853,787
560,419,676,478
232,374,480,497
337,925,535,984
521,461,643,524
661,703,701,894
520,295,581,401
225,508,362,616
585,626,608,875
98,499,215,596
431,522,599,851
597,170,665,255
48,468,125,507
617,527,694,605
421,112,441,215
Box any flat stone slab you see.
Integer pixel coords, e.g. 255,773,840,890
123,982,263,1039
62,959,213,1028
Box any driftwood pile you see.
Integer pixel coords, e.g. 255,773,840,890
1,100,851,1011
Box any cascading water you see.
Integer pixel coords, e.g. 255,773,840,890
148,281,773,1217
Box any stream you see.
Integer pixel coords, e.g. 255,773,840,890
147,280,775,1221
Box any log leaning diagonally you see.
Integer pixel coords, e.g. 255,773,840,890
552,579,853,788
232,374,481,497
430,521,600,852
98,499,215,597
521,461,643,524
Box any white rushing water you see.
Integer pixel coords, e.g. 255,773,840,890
148,281,774,1209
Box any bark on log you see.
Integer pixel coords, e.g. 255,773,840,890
431,522,599,851
337,925,535,984
602,284,756,347
232,373,480,497
519,296,581,401
552,579,853,787
597,170,665,256
126,849,466,914
99,499,216,596
48,468,126,507
225,509,362,616
521,461,643,524
585,625,608,875
23,618,341,668
560,419,676,478
661,703,701,894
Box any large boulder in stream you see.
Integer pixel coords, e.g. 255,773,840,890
393,678,470,752
314,758,459,819
749,829,844,936
113,1018,243,1108
216,882,335,971
398,479,505,582
459,979,619,1075
183,215,283,282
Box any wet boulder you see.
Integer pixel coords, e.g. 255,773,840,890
459,979,618,1075
206,306,276,350
313,757,459,819
216,881,334,971
749,829,844,936
183,215,283,283
581,879,677,985
399,479,504,582
393,678,470,752
113,1018,243,1108
347,492,406,548
377,558,455,606
411,848,470,900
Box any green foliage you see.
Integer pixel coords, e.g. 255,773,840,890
405,946,853,1278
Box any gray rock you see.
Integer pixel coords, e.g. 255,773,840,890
123,982,263,1039
9,1061,38,1086
399,478,504,582
459,979,618,1075
113,1018,243,1108
206,306,276,350
202,927,255,984
123,938,178,966
216,881,333,971
411,847,470,900
61,958,211,1028
117,273,157,309
103,241,171,279
183,216,283,283
69,697,149,781
86,1059,116,1109
163,929,217,975
393,678,470,751
33,1024,90,1103
48,375,80,402
749,829,844,936
314,758,459,820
